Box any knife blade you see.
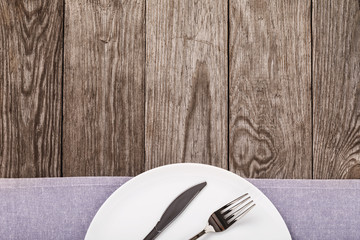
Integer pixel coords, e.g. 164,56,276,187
143,181,207,240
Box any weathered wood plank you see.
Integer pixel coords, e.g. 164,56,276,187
63,0,145,176
229,0,312,178
145,0,227,169
313,0,360,179
0,0,63,177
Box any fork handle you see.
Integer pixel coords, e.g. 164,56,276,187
189,229,206,240
189,225,215,240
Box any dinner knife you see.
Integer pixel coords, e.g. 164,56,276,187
143,181,207,240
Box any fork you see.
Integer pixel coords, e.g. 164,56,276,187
189,193,255,240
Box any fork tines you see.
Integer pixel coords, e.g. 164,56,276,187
217,193,256,226
190,193,256,239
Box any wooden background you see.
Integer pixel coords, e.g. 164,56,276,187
1,0,359,179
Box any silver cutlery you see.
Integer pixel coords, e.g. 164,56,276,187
143,181,207,240
189,193,255,240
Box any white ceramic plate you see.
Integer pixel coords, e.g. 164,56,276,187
85,163,291,240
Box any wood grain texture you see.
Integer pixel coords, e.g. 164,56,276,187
0,0,63,177
145,0,228,169
63,0,145,176
229,0,312,178
313,0,360,179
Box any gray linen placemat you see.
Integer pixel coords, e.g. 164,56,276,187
0,177,359,240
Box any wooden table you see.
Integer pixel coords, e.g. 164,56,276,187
1,0,359,179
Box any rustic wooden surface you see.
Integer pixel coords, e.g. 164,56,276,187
145,0,228,169
63,0,145,176
313,0,360,179
229,0,312,178
1,0,360,178
0,0,63,177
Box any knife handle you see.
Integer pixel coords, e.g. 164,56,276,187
143,225,160,240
